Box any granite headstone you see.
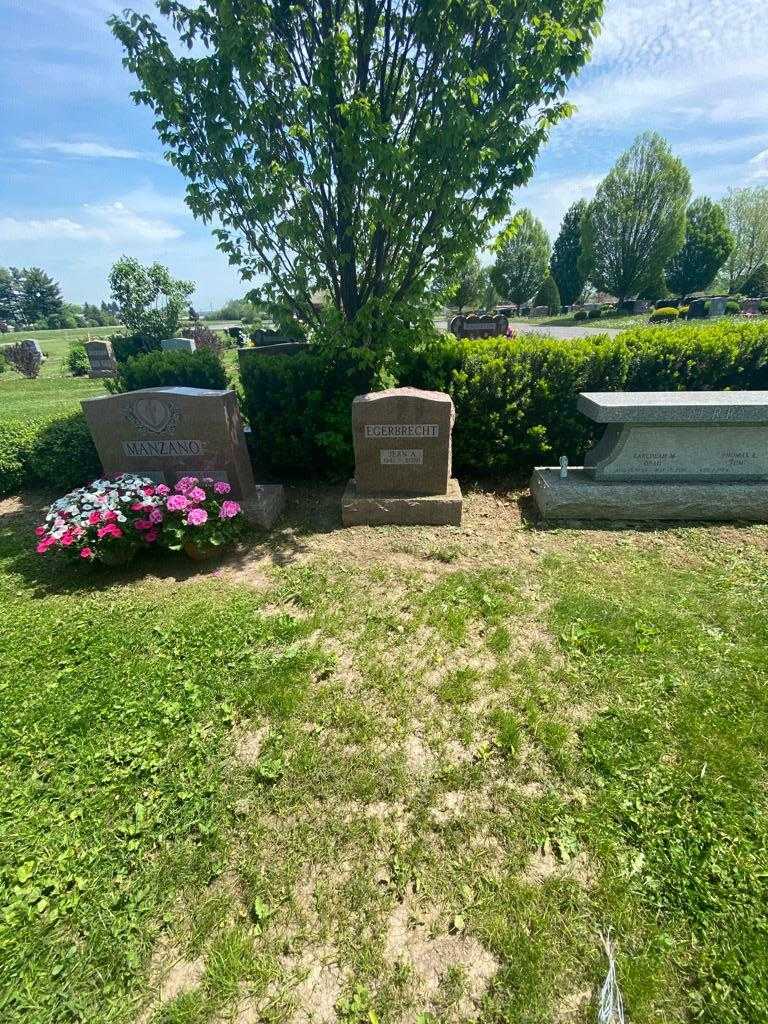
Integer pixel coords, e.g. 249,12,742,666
341,387,462,526
81,386,284,528
85,339,118,378
161,337,197,352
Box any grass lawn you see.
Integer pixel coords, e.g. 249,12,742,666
1,486,766,1024
509,313,763,331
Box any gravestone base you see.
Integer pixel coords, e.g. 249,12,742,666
341,479,463,527
530,468,768,521
242,484,285,530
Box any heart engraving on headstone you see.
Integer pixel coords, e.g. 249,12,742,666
127,398,181,434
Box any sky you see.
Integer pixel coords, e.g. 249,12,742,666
1,0,767,308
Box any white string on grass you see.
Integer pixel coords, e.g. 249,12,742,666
597,929,625,1024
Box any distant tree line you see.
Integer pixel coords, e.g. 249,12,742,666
443,132,768,312
0,266,119,330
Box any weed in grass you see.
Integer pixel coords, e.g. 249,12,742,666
437,667,478,705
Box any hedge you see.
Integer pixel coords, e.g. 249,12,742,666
1,413,100,498
243,320,768,478
109,349,228,393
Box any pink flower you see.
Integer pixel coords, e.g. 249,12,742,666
88,510,102,525
148,508,164,524
94,493,107,504
134,519,152,531
156,483,171,496
213,481,231,495
144,529,159,543
166,494,189,512
80,547,94,559
219,500,242,519
130,502,145,512
175,476,198,494
101,509,118,522
141,484,156,496
36,538,55,554
186,507,208,527
35,525,46,537
71,526,85,539
97,524,123,540
188,486,207,503
60,531,75,547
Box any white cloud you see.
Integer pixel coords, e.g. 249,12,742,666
748,149,768,181
18,139,161,162
0,200,182,245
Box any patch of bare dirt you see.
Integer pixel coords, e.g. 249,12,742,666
282,944,347,1024
137,941,205,1022
233,724,270,766
553,987,593,1022
384,888,498,1019
521,841,594,886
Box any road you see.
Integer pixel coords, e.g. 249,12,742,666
510,321,622,339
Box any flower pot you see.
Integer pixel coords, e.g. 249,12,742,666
183,540,219,562
98,546,138,567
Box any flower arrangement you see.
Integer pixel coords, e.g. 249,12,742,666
34,475,165,565
34,474,245,566
156,476,244,558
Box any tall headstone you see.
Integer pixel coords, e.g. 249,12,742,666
530,390,768,521
21,338,45,360
341,387,462,526
709,296,727,317
81,387,284,528
84,339,118,378
161,337,197,352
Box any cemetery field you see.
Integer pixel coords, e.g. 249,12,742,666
1,486,766,1024
509,312,653,330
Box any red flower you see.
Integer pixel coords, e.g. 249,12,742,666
88,510,101,525
35,525,46,537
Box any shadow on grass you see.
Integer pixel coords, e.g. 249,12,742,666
0,484,348,598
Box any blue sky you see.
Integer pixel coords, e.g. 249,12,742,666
1,0,767,308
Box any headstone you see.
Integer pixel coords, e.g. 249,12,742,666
160,337,196,352
81,387,284,529
251,329,294,347
449,314,508,339
631,300,651,314
742,298,761,315
709,296,727,317
530,391,768,521
21,338,45,359
84,339,118,378
584,303,601,313
237,342,310,377
341,387,462,526
687,298,708,319
532,305,549,317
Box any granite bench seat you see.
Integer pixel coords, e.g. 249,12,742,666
578,391,768,424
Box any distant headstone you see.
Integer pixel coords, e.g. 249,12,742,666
160,337,196,352
237,342,310,377
81,387,284,528
709,296,727,317
530,390,768,521
532,305,549,317
687,298,708,319
21,338,45,359
84,339,118,378
341,387,462,526
251,329,295,347
631,300,651,314
742,298,761,315
583,303,601,313
449,314,508,339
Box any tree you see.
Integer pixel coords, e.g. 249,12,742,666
448,256,484,313
109,257,194,340
580,132,691,301
0,267,23,324
478,266,500,310
741,264,768,297
110,1,602,351
718,187,768,293
20,267,64,324
535,274,561,313
665,196,733,296
490,210,550,305
550,199,588,305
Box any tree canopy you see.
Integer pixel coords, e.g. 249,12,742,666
535,273,561,312
580,132,691,301
550,199,587,305
490,209,550,305
718,187,768,293
109,257,194,341
111,0,602,348
665,196,733,296
447,255,484,313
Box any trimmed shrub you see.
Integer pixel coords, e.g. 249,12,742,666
726,300,740,314
108,349,228,393
649,307,680,323
111,333,160,364
534,275,561,314
0,413,100,498
587,308,602,319
573,310,588,321
241,320,768,479
65,342,90,377
181,324,225,355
